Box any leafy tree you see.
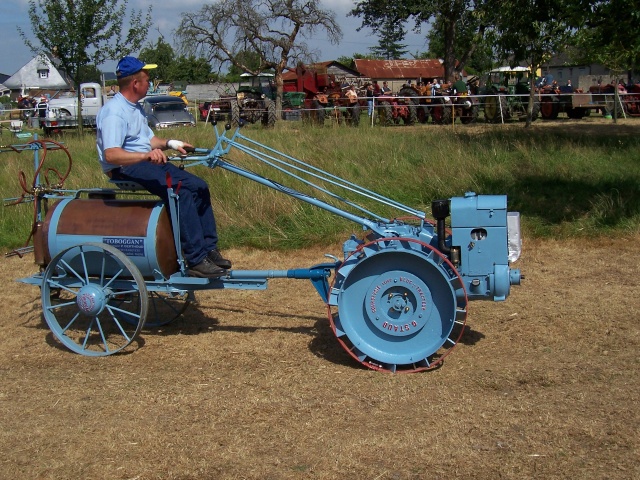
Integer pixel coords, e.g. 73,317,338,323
18,0,152,132
139,36,176,83
572,0,640,75
226,50,264,82
485,0,581,126
369,17,408,60
570,0,640,121
425,13,493,75
350,0,488,82
78,64,103,84
172,56,213,84
176,0,342,116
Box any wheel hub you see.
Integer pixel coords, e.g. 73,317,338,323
365,270,434,337
76,284,108,316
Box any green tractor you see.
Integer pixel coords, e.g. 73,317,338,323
210,73,278,127
481,67,540,123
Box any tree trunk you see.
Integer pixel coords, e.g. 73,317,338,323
442,14,457,83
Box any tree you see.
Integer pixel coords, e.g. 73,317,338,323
572,0,640,120
425,13,494,75
485,0,581,127
350,0,488,81
172,56,213,85
369,17,409,60
18,0,152,132
573,0,640,76
226,50,264,83
139,36,176,83
176,0,342,117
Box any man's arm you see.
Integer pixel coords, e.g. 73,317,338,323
104,137,193,166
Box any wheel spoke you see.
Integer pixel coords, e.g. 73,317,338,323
79,247,91,283
93,317,111,354
61,312,81,333
59,258,87,285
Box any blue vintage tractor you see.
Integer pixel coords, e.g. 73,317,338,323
7,126,522,372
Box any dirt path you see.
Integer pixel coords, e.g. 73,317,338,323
1,238,639,479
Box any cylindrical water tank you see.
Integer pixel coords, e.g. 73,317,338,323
38,198,178,279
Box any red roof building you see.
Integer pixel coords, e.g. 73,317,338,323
354,59,445,83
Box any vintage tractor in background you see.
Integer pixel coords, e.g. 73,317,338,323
481,67,540,123
428,82,480,125
622,82,640,116
283,64,361,126
538,83,588,119
374,90,418,126
587,82,629,118
207,73,277,128
395,80,479,125
537,82,616,120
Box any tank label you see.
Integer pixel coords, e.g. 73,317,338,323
103,237,145,257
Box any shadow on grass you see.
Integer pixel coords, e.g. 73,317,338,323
484,175,640,229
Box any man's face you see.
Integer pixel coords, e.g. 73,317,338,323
132,70,151,100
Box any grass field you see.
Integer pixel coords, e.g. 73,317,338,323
1,116,639,252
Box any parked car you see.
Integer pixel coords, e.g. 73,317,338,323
141,95,195,129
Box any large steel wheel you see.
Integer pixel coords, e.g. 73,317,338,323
328,238,468,373
431,99,452,124
460,104,479,124
540,96,560,119
376,101,394,126
230,101,240,127
484,95,509,123
145,290,193,327
41,242,148,356
262,99,277,127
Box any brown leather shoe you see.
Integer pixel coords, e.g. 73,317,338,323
207,249,232,269
189,256,226,278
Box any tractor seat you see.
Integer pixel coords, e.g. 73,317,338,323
108,179,146,191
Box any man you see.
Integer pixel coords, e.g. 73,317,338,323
96,56,231,278
452,75,468,95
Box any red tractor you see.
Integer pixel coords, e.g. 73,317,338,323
374,90,417,126
283,64,361,126
622,83,640,116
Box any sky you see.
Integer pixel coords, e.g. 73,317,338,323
0,0,429,77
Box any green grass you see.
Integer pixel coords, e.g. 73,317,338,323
1,120,639,252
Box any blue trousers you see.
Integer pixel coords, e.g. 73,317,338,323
112,162,218,265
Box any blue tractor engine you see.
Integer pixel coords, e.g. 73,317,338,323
329,191,521,372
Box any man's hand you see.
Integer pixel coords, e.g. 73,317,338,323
166,139,194,155
148,148,168,164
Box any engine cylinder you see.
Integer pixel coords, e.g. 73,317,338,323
37,198,178,279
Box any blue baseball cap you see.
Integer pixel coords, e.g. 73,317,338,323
116,56,157,78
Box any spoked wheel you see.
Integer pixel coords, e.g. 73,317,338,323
328,238,468,373
145,290,193,327
113,289,193,328
41,242,148,356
